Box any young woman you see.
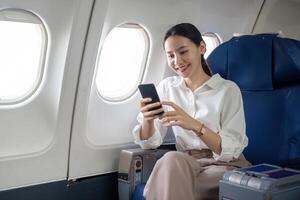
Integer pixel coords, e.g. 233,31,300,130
132,23,250,200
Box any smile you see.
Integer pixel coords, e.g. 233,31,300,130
175,64,190,72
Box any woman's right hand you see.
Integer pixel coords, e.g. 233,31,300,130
140,98,164,122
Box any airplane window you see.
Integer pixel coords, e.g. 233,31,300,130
95,24,149,101
202,33,221,59
0,9,47,104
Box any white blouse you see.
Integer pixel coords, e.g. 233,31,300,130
132,74,248,162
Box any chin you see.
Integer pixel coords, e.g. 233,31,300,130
178,72,190,78
180,70,192,78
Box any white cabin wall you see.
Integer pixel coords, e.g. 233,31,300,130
0,0,94,190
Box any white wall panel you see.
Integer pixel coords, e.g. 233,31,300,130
0,0,94,190
253,0,300,40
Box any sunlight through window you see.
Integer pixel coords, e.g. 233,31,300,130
96,24,149,101
0,10,46,104
203,33,221,59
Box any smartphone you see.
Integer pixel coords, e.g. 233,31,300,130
138,83,164,114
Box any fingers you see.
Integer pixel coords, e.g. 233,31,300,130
140,98,160,112
140,98,164,120
140,98,152,107
143,108,164,118
161,116,178,124
141,102,162,113
140,99,183,124
161,101,181,110
161,111,176,117
162,119,180,127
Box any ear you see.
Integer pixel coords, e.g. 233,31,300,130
199,41,206,55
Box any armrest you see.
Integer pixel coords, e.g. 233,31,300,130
118,147,174,200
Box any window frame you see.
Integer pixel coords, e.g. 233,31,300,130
202,32,222,59
0,8,48,105
95,23,150,102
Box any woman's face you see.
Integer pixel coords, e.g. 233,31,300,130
164,35,206,78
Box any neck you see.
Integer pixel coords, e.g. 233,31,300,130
184,70,210,91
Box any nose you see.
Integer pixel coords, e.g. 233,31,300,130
174,54,183,66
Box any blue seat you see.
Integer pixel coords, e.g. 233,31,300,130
206,34,300,167
132,183,145,200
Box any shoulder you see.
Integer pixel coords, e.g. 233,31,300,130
219,76,240,91
215,75,241,95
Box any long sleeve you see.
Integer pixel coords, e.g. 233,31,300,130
132,81,168,149
213,83,248,162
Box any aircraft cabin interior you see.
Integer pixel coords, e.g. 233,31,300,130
0,0,300,199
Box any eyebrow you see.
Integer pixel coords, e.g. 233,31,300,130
166,46,187,54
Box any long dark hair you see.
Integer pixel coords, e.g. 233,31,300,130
164,23,211,76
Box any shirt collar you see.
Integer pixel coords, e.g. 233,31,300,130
205,73,222,89
172,73,222,90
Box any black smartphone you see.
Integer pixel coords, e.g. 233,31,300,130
138,83,164,114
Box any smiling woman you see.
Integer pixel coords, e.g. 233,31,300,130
132,23,250,200
163,23,212,88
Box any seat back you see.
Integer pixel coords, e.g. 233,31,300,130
207,34,300,165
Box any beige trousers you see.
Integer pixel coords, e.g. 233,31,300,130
143,150,251,200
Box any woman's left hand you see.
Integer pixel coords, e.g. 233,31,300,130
160,101,198,131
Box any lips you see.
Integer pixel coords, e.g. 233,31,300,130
175,64,190,73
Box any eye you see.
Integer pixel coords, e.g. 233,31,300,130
167,54,174,58
180,50,188,55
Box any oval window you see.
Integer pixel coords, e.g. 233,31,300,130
0,9,47,104
203,32,221,59
95,24,149,101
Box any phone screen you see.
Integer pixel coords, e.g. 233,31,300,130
138,84,164,114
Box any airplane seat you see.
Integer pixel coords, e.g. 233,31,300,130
206,33,300,168
118,129,176,200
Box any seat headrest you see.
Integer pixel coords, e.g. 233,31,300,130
207,34,300,90
273,37,300,86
